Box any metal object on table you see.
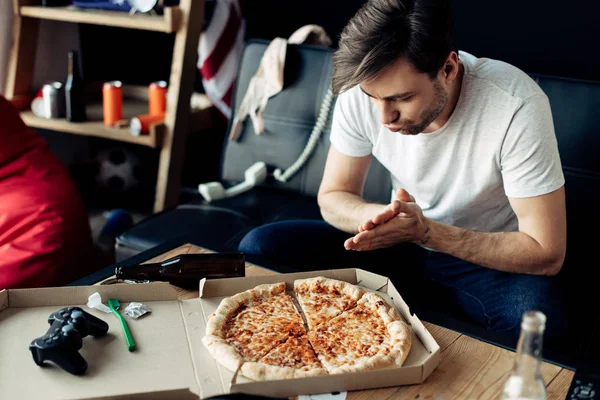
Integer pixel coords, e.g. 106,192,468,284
42,81,65,119
102,80,123,127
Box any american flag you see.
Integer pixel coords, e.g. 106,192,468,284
197,0,246,119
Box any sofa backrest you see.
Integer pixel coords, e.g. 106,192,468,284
219,39,393,204
529,74,600,279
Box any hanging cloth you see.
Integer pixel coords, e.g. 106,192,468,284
228,24,332,141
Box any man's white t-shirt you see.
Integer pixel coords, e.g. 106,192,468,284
329,51,564,233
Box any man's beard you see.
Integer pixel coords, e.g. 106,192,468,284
398,79,448,135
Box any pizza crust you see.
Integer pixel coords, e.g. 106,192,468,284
241,361,328,381
294,277,365,302
358,292,402,324
201,335,244,373
388,320,412,367
327,353,395,375
357,292,412,368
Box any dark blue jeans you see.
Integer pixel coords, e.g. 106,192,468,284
238,220,569,342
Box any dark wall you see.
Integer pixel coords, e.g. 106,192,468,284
449,0,599,81
80,0,600,92
239,0,600,82
79,26,176,87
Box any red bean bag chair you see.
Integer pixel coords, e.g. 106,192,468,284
0,95,95,289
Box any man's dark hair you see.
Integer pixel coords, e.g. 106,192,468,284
332,0,457,95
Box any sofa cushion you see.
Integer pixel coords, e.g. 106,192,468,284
116,187,322,254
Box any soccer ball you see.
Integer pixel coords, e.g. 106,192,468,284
95,147,141,193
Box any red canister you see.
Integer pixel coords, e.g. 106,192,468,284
102,81,123,127
148,80,167,116
129,113,165,136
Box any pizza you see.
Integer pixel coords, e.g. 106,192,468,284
307,293,412,374
241,335,327,380
202,282,306,371
294,276,365,330
202,277,412,381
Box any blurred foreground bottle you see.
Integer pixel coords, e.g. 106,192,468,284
501,311,547,400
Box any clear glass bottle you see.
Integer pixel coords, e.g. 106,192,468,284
501,310,548,400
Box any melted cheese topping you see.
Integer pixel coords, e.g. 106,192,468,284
295,282,361,330
225,293,306,361
260,335,323,371
307,304,391,372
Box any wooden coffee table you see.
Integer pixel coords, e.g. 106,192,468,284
102,243,575,399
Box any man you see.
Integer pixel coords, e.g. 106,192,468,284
238,0,567,340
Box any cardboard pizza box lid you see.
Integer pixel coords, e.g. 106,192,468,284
0,269,441,399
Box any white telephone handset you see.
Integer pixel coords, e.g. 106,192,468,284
198,161,268,202
198,87,334,202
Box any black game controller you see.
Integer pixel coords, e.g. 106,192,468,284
29,306,109,375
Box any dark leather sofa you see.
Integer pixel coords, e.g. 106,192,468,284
112,39,600,368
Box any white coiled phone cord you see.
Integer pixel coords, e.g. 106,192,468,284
273,87,335,183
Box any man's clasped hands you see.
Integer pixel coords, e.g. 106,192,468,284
344,188,431,251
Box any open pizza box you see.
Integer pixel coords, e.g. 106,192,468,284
0,268,441,399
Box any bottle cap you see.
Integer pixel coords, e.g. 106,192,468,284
129,117,142,136
104,80,122,88
521,310,546,332
150,80,168,88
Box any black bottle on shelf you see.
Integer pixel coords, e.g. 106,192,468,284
65,50,86,122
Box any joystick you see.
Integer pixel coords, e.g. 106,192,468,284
29,306,109,375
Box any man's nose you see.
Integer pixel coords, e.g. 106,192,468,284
379,101,399,125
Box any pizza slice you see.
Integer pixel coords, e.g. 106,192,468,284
202,282,307,372
307,292,412,374
225,316,306,362
241,335,327,380
294,277,365,330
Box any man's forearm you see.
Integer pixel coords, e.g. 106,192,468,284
424,219,564,275
318,192,385,234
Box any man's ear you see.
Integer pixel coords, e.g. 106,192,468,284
442,51,460,81
443,62,454,77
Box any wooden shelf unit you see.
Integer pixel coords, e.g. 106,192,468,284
16,84,212,149
19,98,160,148
19,5,180,32
5,0,207,213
